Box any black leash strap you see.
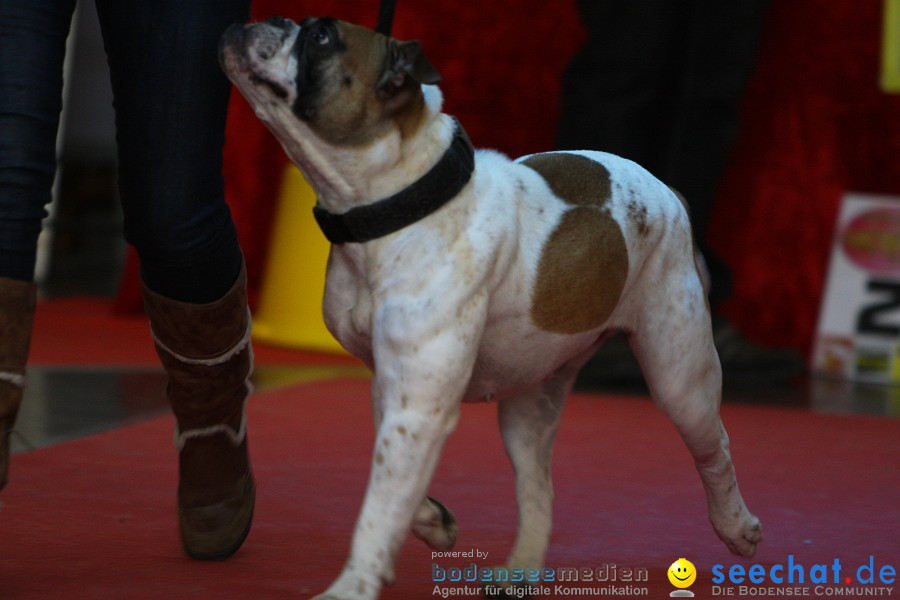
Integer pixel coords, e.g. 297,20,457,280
375,0,396,36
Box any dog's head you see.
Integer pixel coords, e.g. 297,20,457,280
219,16,441,147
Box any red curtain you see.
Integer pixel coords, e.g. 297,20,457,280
710,0,900,354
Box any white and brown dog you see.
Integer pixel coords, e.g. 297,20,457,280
219,16,761,599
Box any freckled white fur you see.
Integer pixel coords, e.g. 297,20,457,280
221,19,761,600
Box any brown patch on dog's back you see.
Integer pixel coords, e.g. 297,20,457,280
531,208,628,333
523,153,628,334
521,153,612,207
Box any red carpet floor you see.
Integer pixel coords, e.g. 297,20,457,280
1,375,898,598
28,297,359,368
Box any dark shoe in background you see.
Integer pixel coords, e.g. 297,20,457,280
575,320,805,391
574,332,644,389
711,319,805,385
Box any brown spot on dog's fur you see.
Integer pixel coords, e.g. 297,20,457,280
521,153,612,207
524,153,628,334
531,207,628,334
627,200,650,236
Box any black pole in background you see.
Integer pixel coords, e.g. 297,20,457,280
375,0,396,36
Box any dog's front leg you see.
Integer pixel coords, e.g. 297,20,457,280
314,294,487,600
315,383,461,600
373,403,458,553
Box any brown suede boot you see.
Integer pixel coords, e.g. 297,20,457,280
0,277,37,492
141,264,255,560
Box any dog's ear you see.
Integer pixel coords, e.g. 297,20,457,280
377,39,441,95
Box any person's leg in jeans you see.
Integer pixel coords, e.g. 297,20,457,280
659,1,769,305
0,0,77,492
654,1,799,374
557,0,765,303
556,0,685,169
95,0,254,559
559,1,800,383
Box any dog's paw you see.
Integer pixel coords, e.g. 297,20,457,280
712,509,762,558
412,496,458,551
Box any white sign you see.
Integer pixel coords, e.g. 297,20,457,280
813,193,900,383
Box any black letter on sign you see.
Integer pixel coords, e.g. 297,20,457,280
856,280,900,337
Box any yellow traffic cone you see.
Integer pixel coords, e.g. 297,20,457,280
883,0,900,92
252,165,346,354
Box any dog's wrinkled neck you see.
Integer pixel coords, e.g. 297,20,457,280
276,86,455,216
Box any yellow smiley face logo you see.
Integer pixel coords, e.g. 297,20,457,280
668,558,697,588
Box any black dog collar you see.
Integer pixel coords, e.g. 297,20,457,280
312,118,475,244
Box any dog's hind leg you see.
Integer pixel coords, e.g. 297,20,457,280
627,270,761,557
485,362,574,596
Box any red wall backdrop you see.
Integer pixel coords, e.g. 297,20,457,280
116,1,900,359
710,1,900,354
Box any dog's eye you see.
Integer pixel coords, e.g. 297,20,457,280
311,28,331,46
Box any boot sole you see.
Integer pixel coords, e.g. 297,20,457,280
182,478,256,561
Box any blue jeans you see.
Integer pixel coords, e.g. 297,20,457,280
0,0,250,303
557,0,769,307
